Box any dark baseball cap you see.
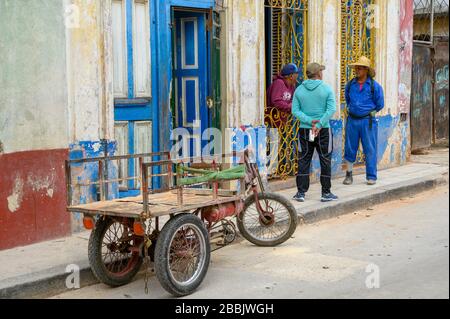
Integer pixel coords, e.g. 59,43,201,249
281,63,299,76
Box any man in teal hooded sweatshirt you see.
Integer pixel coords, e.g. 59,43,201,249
292,63,338,203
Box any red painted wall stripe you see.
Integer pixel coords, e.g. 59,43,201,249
0,149,71,250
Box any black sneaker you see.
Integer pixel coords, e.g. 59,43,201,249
343,171,353,185
321,192,339,202
293,192,306,202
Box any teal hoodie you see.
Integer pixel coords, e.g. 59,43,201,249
292,80,336,129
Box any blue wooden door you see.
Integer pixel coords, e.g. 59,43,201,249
112,0,155,198
174,11,210,157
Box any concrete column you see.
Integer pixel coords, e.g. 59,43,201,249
399,0,414,115
308,0,341,118
65,0,117,233
376,0,400,116
222,0,265,128
66,0,114,144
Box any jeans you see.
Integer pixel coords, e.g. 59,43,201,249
344,117,378,181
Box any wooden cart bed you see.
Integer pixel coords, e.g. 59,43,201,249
68,190,244,218
66,151,249,219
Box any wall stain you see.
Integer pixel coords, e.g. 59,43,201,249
7,176,24,213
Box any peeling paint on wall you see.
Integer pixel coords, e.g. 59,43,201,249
7,176,24,213
0,149,70,250
308,114,408,181
436,65,449,91
7,171,59,213
69,140,118,233
230,125,267,174
401,121,409,164
27,173,56,199
377,115,397,164
223,0,265,128
67,0,114,144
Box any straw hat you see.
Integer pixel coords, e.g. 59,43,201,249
349,56,376,78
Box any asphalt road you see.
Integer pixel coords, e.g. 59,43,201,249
52,186,449,299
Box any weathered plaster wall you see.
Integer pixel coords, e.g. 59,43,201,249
308,0,340,114
219,0,267,173
222,0,266,128
308,0,411,180
378,0,400,118
307,0,344,176
0,0,71,249
399,0,414,161
66,0,114,143
399,0,414,114
65,0,117,232
219,0,412,180
375,0,407,168
0,0,69,153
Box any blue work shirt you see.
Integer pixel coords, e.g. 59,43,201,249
345,78,385,117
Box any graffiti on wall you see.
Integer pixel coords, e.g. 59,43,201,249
436,65,449,112
436,65,449,92
433,39,449,141
399,0,414,114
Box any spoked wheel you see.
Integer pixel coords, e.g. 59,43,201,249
237,192,298,247
88,217,143,287
154,214,210,297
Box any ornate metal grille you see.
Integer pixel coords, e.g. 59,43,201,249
340,0,376,163
264,0,308,179
265,0,308,79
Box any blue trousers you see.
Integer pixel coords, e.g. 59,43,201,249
344,117,378,181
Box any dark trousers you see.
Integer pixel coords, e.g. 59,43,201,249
296,128,333,194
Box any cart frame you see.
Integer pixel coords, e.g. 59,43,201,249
64,149,297,297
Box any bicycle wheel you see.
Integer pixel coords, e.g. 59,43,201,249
237,192,298,247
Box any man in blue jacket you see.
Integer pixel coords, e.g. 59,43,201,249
292,63,338,203
343,56,385,186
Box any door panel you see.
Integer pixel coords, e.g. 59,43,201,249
133,0,151,97
134,121,152,189
112,0,127,97
210,10,222,130
182,18,199,69
182,76,199,127
114,122,129,189
411,44,433,150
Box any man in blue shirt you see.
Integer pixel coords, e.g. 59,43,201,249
343,56,385,186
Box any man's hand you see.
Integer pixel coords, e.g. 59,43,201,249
312,120,321,137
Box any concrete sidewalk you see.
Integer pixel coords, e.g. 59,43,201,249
0,148,448,299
